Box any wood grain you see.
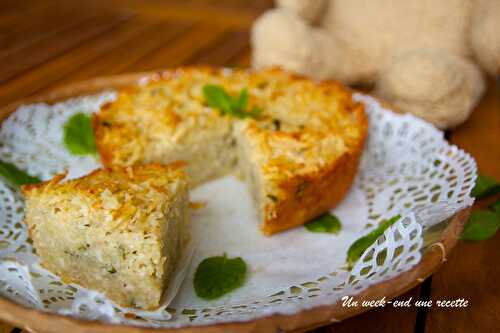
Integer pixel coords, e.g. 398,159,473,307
0,11,133,83
0,323,15,333
103,0,264,29
128,23,229,71
424,80,500,333
0,2,94,55
191,31,251,66
39,20,194,91
0,19,195,105
0,0,51,27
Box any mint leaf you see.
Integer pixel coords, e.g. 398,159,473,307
461,211,500,241
203,85,233,115
236,88,249,110
305,213,342,234
63,113,97,155
202,84,262,119
194,254,247,300
347,215,401,268
471,174,500,199
0,160,40,187
490,200,500,214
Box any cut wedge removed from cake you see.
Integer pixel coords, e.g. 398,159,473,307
21,163,189,309
94,67,368,235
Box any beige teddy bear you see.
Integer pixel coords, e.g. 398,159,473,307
251,0,500,128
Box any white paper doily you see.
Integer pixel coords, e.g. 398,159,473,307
0,92,476,328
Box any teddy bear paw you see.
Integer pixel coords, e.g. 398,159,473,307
376,50,485,129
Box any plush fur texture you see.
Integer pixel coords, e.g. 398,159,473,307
252,0,500,128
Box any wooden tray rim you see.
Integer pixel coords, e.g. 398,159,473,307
0,71,471,333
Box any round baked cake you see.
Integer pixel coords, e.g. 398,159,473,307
93,67,368,235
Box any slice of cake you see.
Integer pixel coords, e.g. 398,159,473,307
235,122,363,235
21,163,189,309
93,67,368,235
233,74,367,235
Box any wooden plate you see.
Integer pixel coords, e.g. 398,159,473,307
0,72,471,333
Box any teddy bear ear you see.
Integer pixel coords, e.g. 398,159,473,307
470,0,500,76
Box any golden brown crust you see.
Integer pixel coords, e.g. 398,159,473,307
20,173,66,195
92,106,114,167
262,123,367,235
22,162,186,195
93,67,364,167
21,163,188,232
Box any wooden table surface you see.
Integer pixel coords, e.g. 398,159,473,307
0,1,498,332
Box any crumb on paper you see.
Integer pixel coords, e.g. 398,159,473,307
189,201,207,210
